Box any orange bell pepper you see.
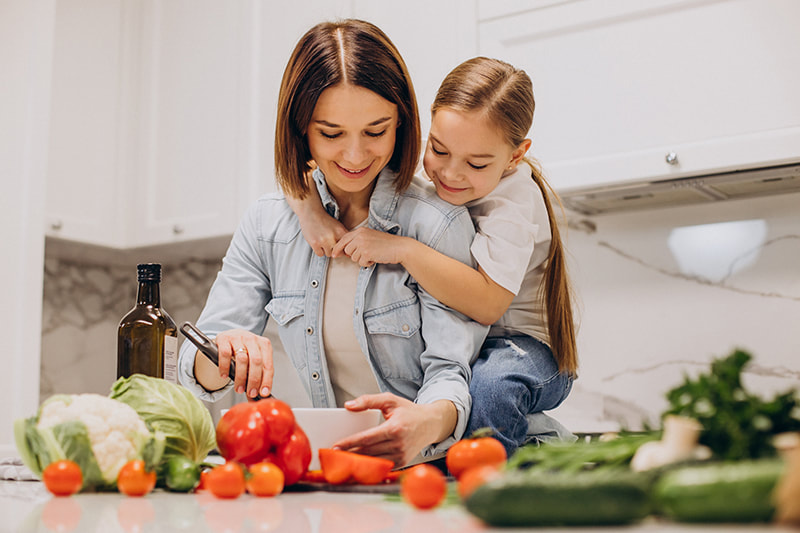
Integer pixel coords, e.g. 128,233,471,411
318,448,395,485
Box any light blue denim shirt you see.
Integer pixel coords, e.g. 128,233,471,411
178,167,489,455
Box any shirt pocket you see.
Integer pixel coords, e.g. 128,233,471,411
363,299,423,383
265,293,307,370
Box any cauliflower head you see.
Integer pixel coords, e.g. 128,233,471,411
15,393,164,490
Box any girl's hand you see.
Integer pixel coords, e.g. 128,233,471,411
299,208,348,257
332,228,411,267
332,393,456,467
214,329,274,399
286,173,347,257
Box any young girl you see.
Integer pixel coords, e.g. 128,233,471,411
290,57,578,456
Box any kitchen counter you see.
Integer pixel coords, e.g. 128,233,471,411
1,480,795,533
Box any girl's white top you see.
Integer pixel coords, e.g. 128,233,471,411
467,165,551,345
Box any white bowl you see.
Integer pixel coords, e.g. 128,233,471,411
292,408,382,470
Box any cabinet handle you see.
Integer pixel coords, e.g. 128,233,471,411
172,224,184,235
50,219,63,231
665,152,679,165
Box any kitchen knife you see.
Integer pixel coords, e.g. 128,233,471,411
180,321,270,400
179,321,237,382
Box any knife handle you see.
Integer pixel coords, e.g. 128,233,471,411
180,322,237,382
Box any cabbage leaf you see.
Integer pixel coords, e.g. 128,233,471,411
110,374,216,463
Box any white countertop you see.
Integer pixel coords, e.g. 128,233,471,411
1,479,795,533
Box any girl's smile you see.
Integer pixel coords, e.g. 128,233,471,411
424,108,527,205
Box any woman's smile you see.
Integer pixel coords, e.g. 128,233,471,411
336,162,373,179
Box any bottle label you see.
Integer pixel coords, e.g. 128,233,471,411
163,335,178,384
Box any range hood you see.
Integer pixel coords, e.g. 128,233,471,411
559,162,800,216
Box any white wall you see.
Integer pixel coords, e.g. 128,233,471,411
0,0,55,455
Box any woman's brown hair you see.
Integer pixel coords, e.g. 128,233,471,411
432,57,578,376
275,19,421,198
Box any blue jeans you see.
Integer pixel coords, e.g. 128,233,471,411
466,335,573,457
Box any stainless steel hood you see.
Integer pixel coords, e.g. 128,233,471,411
559,162,800,216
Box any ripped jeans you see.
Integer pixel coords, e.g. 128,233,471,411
466,335,574,457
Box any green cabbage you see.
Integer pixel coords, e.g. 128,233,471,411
110,374,216,463
14,393,165,490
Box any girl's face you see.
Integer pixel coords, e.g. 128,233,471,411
307,83,399,202
423,108,529,205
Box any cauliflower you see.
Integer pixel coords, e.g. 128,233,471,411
14,393,164,490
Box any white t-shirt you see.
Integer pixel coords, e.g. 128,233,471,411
321,226,381,406
467,165,551,345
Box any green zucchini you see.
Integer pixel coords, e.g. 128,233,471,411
654,459,785,523
464,468,652,527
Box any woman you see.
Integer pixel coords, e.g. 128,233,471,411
178,19,488,466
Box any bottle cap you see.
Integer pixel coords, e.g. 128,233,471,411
137,263,162,282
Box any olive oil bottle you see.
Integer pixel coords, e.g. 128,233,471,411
117,263,178,383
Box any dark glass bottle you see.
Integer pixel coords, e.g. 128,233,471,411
117,263,178,382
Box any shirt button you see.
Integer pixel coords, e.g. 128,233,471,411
311,372,320,381
306,327,314,335
310,279,319,288
402,324,410,332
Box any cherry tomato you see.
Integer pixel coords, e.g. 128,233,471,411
255,398,296,447
206,462,246,499
401,464,447,510
266,424,311,486
196,468,211,491
446,436,507,479
216,402,267,465
457,464,502,499
42,459,83,496
117,460,156,497
246,462,285,497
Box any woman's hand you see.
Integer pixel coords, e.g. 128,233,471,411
332,228,413,268
195,329,274,399
331,393,457,467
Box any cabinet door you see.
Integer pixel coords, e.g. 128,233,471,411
45,0,126,247
129,0,253,247
478,0,800,191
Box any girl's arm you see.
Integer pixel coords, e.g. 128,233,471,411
333,227,514,325
285,180,347,257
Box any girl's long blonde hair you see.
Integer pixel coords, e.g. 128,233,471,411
432,57,578,376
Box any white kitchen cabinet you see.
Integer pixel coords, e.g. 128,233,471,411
478,0,800,193
46,0,270,249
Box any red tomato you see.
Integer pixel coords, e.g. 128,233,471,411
255,398,296,447
117,460,156,497
216,402,268,465
266,424,311,486
401,464,447,510
457,464,501,499
206,462,246,499
446,437,507,479
42,460,83,496
246,462,285,497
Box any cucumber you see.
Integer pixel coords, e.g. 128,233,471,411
654,459,784,523
464,468,652,527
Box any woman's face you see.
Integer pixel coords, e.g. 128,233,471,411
423,108,521,205
307,83,399,200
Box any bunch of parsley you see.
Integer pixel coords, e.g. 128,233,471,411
664,349,800,460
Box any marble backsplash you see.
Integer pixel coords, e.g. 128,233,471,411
40,191,800,432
